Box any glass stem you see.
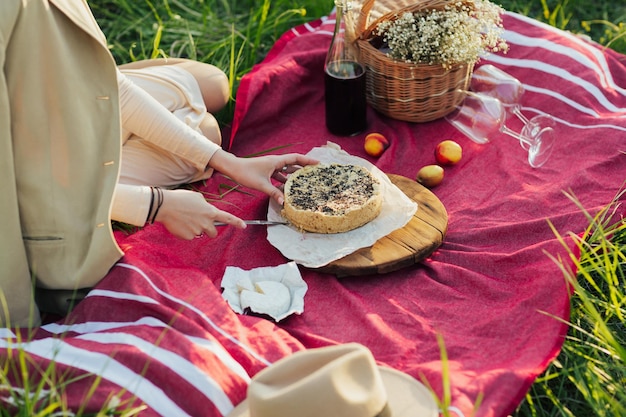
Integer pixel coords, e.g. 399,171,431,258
500,124,534,147
513,107,531,125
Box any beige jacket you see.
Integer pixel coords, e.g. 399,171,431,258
0,0,123,326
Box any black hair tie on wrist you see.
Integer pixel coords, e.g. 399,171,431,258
150,187,164,224
146,186,155,225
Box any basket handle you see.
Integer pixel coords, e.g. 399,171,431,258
356,0,376,39
356,0,466,40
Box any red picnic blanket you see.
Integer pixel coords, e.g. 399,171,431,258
2,10,625,417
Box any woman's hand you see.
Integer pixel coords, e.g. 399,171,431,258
151,151,317,239
154,188,246,239
208,150,319,205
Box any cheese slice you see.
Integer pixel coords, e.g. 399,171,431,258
239,281,292,319
235,276,254,292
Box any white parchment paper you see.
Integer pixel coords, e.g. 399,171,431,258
267,142,418,268
221,262,307,322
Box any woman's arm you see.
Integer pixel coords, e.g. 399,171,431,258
112,183,246,239
208,150,319,206
117,69,220,172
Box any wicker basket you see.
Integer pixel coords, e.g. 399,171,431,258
349,0,473,123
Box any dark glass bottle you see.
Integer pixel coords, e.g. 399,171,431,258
324,1,367,136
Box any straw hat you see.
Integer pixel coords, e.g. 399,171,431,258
227,343,438,417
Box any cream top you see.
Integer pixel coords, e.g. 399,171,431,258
111,69,221,226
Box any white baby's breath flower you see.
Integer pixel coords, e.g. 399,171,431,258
373,0,508,68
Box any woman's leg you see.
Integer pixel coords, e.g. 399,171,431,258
119,59,226,186
173,60,229,113
198,113,222,146
119,58,229,113
120,137,201,187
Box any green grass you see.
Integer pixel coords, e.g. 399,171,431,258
89,0,334,124
498,0,626,52
1,0,625,415
512,187,626,417
88,0,626,125
0,334,146,416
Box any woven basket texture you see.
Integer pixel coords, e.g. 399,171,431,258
348,0,473,123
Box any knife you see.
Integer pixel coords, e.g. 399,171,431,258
214,220,288,226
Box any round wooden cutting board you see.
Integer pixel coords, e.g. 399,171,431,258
316,174,448,277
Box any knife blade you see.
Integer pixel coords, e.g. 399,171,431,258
214,220,288,226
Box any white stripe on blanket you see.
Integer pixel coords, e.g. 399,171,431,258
0,337,190,417
116,262,273,367
75,332,235,415
42,316,252,383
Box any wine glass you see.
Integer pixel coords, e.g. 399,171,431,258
470,65,556,152
446,91,555,168
470,65,530,123
519,113,556,167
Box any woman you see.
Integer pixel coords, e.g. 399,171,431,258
113,58,317,240
0,0,316,325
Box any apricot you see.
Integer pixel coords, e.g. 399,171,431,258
416,165,444,188
364,132,389,157
434,140,463,165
